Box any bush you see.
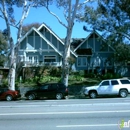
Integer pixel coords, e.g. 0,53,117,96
101,73,122,80
49,67,62,77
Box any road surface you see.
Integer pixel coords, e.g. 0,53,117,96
0,98,130,130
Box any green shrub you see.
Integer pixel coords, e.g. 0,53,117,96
85,72,96,78
101,73,122,80
49,67,61,77
1,78,8,87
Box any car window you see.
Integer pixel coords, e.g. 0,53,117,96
101,81,109,86
50,84,58,90
0,88,7,93
120,79,130,84
111,80,119,85
40,85,49,90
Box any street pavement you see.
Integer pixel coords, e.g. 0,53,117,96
0,97,130,130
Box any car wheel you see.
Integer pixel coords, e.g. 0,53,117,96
56,93,63,100
6,95,13,101
119,90,128,98
28,94,35,100
89,91,97,98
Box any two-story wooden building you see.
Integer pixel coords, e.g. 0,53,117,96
18,23,114,74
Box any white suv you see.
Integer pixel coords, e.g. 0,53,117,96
83,78,130,98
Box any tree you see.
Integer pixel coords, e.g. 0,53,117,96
114,43,130,66
22,22,41,36
83,0,130,66
39,0,93,87
0,31,8,66
0,0,38,90
83,0,130,42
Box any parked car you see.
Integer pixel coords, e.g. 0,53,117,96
83,78,130,98
25,83,68,100
0,88,21,101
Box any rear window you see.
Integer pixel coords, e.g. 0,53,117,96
120,79,130,84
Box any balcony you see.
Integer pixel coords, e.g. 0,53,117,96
23,61,62,67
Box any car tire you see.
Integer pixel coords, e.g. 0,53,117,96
89,91,97,98
28,94,35,100
119,90,128,98
6,95,13,101
56,93,63,100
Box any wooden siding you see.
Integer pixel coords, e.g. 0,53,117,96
42,39,48,49
20,39,26,49
35,36,41,49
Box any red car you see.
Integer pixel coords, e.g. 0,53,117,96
0,88,21,101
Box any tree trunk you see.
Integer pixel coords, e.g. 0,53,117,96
61,0,79,87
62,27,72,87
8,38,16,90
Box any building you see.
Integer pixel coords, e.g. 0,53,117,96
18,23,114,74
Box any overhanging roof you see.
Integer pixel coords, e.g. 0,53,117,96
38,23,77,57
20,27,62,56
74,31,115,52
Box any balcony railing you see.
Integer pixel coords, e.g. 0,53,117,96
23,61,62,67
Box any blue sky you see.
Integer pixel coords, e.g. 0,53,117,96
0,1,90,43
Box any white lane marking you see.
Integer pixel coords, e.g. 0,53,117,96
0,110,130,116
56,124,118,128
0,102,130,108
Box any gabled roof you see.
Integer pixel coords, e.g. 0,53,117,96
20,27,62,56
38,23,77,57
74,31,115,52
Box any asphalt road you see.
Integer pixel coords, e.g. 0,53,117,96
0,98,130,130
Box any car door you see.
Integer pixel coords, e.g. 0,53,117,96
47,84,58,98
38,84,50,98
110,80,119,94
0,89,3,99
0,88,6,99
97,81,110,95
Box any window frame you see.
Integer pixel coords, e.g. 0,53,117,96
43,55,57,63
77,56,87,67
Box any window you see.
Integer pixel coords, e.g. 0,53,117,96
101,81,109,86
78,58,81,66
111,80,119,85
44,56,56,62
41,85,49,90
29,56,32,63
120,79,130,84
34,56,38,63
50,84,58,90
77,57,87,66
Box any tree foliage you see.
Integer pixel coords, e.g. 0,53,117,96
22,22,41,36
0,0,55,90
0,0,39,90
83,0,130,41
0,31,8,66
83,0,130,65
114,43,130,65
